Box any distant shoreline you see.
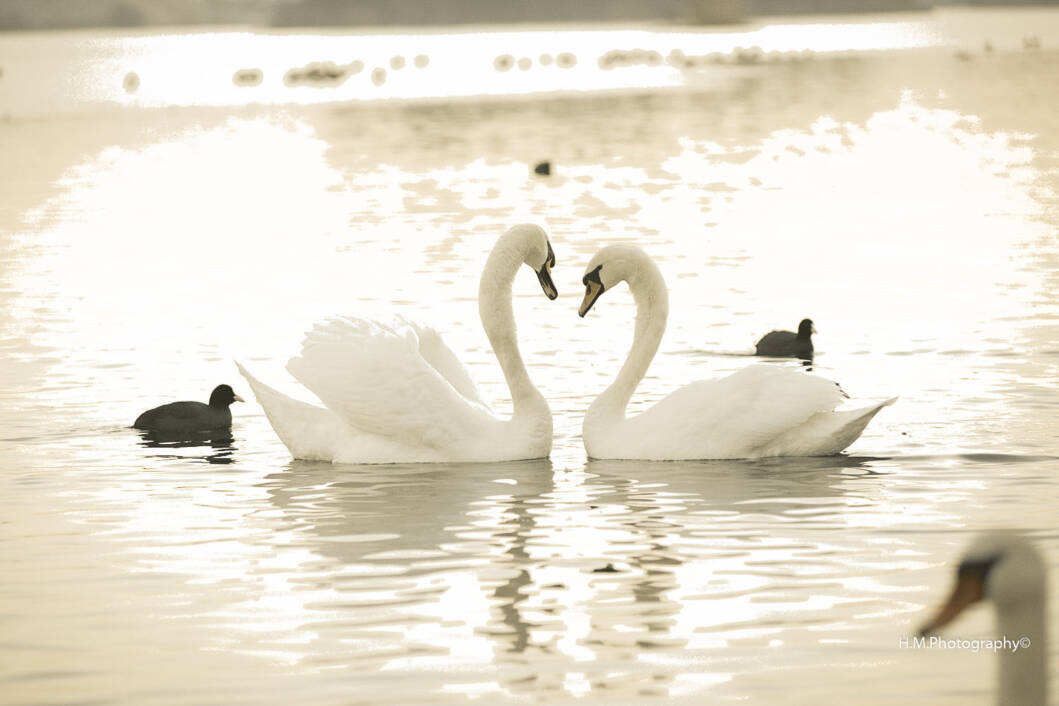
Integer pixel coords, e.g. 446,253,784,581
3,0,1057,33
0,0,955,34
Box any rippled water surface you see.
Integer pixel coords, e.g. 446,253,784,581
2,9,1058,705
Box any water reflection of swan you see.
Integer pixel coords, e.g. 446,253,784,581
262,457,691,694
570,455,890,695
239,225,557,464
577,245,894,460
261,455,894,698
265,459,553,560
919,533,1048,706
263,458,555,668
583,455,886,519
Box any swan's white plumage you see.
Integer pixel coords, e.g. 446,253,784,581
399,317,488,408
237,361,360,462
287,315,495,451
597,365,891,460
240,224,555,464
920,533,1049,706
580,244,894,460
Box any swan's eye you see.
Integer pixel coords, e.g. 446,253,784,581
582,265,603,288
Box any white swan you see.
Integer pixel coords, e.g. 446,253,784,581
576,244,895,460
919,533,1049,706
238,224,557,464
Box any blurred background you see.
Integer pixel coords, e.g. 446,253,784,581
1,2,1057,705
2,0,1058,29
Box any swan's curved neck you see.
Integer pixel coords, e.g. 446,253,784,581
997,598,1047,706
478,242,546,418
589,262,669,423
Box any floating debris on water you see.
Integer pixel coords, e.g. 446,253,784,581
534,161,551,176
284,60,363,87
288,61,365,86
556,52,577,68
232,68,263,86
123,71,140,93
667,46,815,70
494,54,514,72
598,48,664,70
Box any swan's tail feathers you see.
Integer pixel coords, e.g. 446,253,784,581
847,396,897,427
235,361,348,461
767,396,896,457
819,397,896,455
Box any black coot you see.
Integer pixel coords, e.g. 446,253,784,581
133,384,243,432
754,318,815,359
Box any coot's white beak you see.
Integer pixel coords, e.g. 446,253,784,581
234,394,245,403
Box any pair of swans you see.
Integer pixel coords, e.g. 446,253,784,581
239,224,893,464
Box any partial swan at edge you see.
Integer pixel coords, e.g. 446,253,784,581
577,244,894,460
238,224,557,464
919,532,1048,706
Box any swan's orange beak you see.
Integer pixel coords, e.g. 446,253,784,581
579,279,605,317
535,242,558,300
918,567,986,636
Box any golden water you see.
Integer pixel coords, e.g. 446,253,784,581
1,9,1057,704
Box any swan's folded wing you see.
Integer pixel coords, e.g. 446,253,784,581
286,316,494,450
394,315,490,410
643,365,847,453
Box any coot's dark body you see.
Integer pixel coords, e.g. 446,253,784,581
133,384,242,432
754,319,815,360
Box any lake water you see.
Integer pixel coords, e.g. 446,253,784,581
1,7,1057,704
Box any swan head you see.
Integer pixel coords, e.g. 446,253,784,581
919,532,1046,636
505,223,557,300
578,244,654,317
798,318,816,338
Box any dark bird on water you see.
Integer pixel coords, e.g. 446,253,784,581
133,384,243,432
754,318,816,359
533,161,551,176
